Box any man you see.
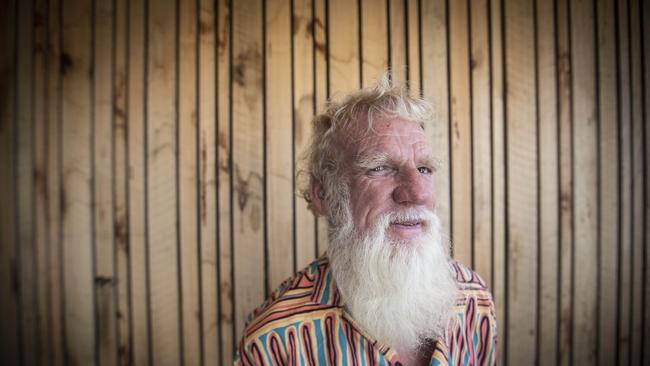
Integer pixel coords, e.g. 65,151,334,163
235,78,497,365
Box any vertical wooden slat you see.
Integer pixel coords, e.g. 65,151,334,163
46,0,65,363
406,0,420,94
17,0,37,364
4,2,650,363
470,0,492,287
216,0,234,362
266,0,294,290
146,0,181,362
198,0,220,363
570,0,598,364
536,0,559,363
94,0,118,363
61,0,95,362
178,0,201,363
596,0,619,364
448,0,472,264
421,0,451,239
328,0,359,95
388,0,407,85
617,0,632,364
490,1,508,364
629,0,644,363
113,0,130,362
489,0,507,359
505,0,538,363
293,0,317,269
0,0,19,363
556,0,573,363
314,0,329,253
639,2,650,363
33,0,50,362
360,0,388,86
231,0,265,342
127,0,151,363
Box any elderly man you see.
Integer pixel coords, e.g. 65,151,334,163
235,79,497,366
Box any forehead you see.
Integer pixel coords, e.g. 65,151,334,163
341,118,431,156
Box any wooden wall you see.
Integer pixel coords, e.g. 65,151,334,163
0,0,648,365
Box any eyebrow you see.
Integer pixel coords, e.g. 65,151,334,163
352,152,440,172
352,152,392,171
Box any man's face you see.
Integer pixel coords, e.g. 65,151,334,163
341,118,436,241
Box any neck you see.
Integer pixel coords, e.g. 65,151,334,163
395,340,434,366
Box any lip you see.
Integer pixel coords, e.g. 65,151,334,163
388,221,424,239
390,221,422,227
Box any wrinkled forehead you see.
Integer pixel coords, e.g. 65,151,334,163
335,117,430,160
336,116,425,146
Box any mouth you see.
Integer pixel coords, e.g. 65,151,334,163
389,220,424,229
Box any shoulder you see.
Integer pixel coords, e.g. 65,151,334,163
448,259,495,314
449,260,490,291
239,255,340,342
446,260,498,364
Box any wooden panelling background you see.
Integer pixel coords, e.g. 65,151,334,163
0,0,648,365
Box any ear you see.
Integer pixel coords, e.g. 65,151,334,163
310,178,327,216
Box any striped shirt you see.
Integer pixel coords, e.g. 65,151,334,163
235,255,497,365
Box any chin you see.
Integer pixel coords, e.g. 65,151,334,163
328,208,458,351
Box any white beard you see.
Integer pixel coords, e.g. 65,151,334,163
327,207,458,353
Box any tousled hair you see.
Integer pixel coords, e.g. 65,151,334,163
299,74,434,215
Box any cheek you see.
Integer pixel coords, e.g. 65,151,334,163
350,182,393,220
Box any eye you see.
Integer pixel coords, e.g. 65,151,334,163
418,166,433,175
367,165,391,176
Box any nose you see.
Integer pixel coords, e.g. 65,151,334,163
391,169,434,206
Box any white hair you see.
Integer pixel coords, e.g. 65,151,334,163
299,75,434,214
328,205,458,352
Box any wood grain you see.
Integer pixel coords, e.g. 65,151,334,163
113,0,130,363
93,0,118,363
33,0,50,362
406,0,420,95
0,0,19,363
328,0,360,95
61,0,95,362
314,0,329,254
216,0,234,362
505,0,538,363
421,0,451,239
470,0,492,287
489,0,507,360
178,0,201,363
198,0,220,363
537,0,560,363
231,0,265,342
616,0,632,364
147,0,181,363
17,0,37,363
448,0,472,264
360,0,388,86
556,0,574,364
629,0,644,363
47,0,65,364
570,0,599,363
266,0,295,290
388,0,407,85
639,3,650,363
292,0,317,270
127,0,151,364
596,0,619,363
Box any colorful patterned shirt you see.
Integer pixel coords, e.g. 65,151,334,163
234,255,497,365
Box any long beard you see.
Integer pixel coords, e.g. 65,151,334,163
327,207,458,352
